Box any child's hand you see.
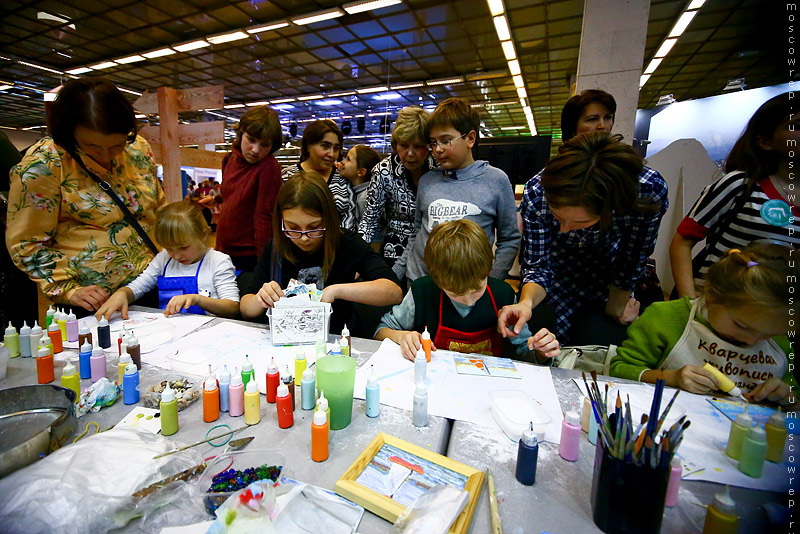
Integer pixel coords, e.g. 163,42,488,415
165,294,199,316
527,328,560,359
671,364,719,394
398,331,437,361
254,281,285,309
94,289,126,320
745,378,794,406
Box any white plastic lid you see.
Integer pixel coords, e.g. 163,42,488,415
421,326,430,340
415,347,426,361
37,345,49,357
79,323,89,334
735,405,753,427
319,396,328,410
768,410,786,427
20,321,30,334
67,311,77,321
46,305,55,316
80,340,92,353
565,402,580,426
4,324,15,335
119,352,131,365
303,368,314,381
31,321,42,334
340,334,349,347
204,376,217,391
161,382,176,402
712,486,736,516
91,346,103,358
747,425,766,442
242,355,253,371
127,331,138,346
124,362,138,375
231,367,243,386
62,360,76,376
415,382,427,395
220,364,231,382
277,383,289,397
313,409,327,425
331,339,342,354
268,357,278,373
119,327,128,340
342,324,350,336
47,322,59,332
98,315,108,326
367,365,378,387
522,422,537,446
246,380,259,393
296,349,306,360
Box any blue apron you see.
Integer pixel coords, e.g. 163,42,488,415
157,256,207,315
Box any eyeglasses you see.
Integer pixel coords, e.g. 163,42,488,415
427,132,469,151
282,221,326,239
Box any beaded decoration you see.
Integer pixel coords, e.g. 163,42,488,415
208,464,282,494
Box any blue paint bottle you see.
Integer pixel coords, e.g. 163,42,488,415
123,362,139,405
78,340,93,379
219,364,231,413
515,422,539,485
301,368,316,410
97,315,111,348
366,365,380,418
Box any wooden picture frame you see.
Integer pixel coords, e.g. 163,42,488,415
334,432,484,533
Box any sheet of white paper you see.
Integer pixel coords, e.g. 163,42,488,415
571,378,797,492
354,339,564,443
160,522,213,534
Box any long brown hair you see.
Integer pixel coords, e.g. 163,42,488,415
272,172,342,278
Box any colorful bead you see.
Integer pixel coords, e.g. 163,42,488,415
207,464,282,494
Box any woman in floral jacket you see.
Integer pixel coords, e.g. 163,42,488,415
6,78,166,312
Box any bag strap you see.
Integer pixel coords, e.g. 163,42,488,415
71,152,159,255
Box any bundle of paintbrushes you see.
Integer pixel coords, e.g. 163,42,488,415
582,371,690,469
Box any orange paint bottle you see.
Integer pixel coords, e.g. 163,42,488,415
421,326,431,362
311,408,329,462
203,374,220,423
36,345,54,384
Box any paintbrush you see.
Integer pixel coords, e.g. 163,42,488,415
654,389,680,435
614,393,624,456
633,414,650,457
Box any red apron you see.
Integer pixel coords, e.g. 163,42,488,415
433,286,504,356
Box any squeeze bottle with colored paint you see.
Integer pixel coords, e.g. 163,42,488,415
765,410,787,463
57,309,67,341
78,340,92,379
4,324,19,358
65,311,78,343
203,372,220,423
295,348,307,386
301,368,316,410
331,339,342,356
90,346,106,382
725,406,752,460
241,355,255,387
341,325,351,352
702,363,746,401
36,344,54,384
421,326,431,362
665,457,682,507
366,366,380,418
229,368,245,417
515,422,539,485
47,322,63,353
413,382,428,427
45,305,55,329
117,327,128,356
19,322,30,358
738,425,767,478
340,335,350,357
29,321,43,358
315,335,327,359
118,351,131,384
97,315,111,348
559,402,581,462
266,358,279,403
160,382,179,436
317,392,330,424
78,323,91,348
219,364,231,413
123,362,140,404
702,486,738,534
414,348,427,385
244,379,261,425
311,408,329,462
60,360,80,401
127,331,141,369
276,383,294,429
282,366,295,411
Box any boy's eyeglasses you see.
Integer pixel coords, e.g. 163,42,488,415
427,132,469,151
282,221,326,239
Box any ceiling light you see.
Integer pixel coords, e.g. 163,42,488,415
391,82,424,90
37,12,75,30
298,94,324,100
487,0,504,17
643,57,663,75
273,104,295,110
654,38,677,58
329,90,357,97
373,92,402,100
292,8,344,25
656,94,676,106
687,0,706,9
208,31,249,45
315,99,344,106
18,61,63,75
517,87,527,99
270,98,296,104
523,105,531,115
668,10,698,38
224,103,246,109
134,114,146,118
0,84,12,91
512,75,524,89
43,91,59,101
66,67,92,75
519,98,527,108
90,61,117,70
493,16,511,42
426,77,463,86
356,86,389,93
116,55,145,64
639,74,651,88
246,101,270,106
501,126,524,130
143,48,176,58
22,125,46,130
174,40,210,52
343,0,402,15
500,42,516,63
508,59,521,76
723,78,746,91
118,87,142,96
247,22,289,34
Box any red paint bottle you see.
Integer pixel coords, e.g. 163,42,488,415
276,383,294,429
266,357,279,404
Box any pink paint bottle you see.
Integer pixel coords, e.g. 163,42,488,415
228,367,245,417
558,402,581,462
90,346,106,382
665,457,682,507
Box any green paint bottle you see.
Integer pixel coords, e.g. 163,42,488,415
738,425,767,478
160,382,179,436
724,405,752,460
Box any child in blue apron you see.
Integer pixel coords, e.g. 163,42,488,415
96,201,240,319
376,219,561,363
610,242,796,406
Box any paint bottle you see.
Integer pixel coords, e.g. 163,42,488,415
97,315,111,348
241,355,255,387
118,327,128,357
57,309,67,342
421,326,431,362
515,422,539,486
4,324,19,358
295,348,307,386
160,382,179,436
29,321,43,358
317,392,331,424
45,305,55,329
414,347,427,385
76,340,91,379
331,339,342,356
316,334,327,359
118,351,131,385
47,322,63,353
203,372,220,423
311,408,329,462
665,457,682,507
65,311,78,343
413,382,428,427
282,366,295,411
301,368,316,410
244,379,261,425
123,362,140,405
765,410,787,463
366,365,380,418
340,335,350,357
36,344,54,384
127,331,141,369
266,357,279,403
738,425,767,478
78,323,92,348
341,325,351,353
559,402,581,462
60,360,80,401
229,368,245,417
276,382,294,429
19,321,31,358
702,485,738,534
45,338,54,356
702,363,746,401
90,346,106,382
725,405,752,460
219,364,231,413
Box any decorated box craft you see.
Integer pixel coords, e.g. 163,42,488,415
268,296,331,345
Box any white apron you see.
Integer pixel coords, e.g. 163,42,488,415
660,298,787,392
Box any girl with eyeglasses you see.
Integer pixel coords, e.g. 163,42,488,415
239,172,403,332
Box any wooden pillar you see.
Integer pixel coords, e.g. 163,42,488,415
157,87,182,202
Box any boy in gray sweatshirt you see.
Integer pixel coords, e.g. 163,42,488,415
393,97,520,282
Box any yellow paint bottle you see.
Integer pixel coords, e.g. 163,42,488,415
244,379,261,425
702,485,738,534
60,360,80,402
702,363,746,401
765,410,787,463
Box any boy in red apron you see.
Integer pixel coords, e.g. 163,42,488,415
376,219,560,363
